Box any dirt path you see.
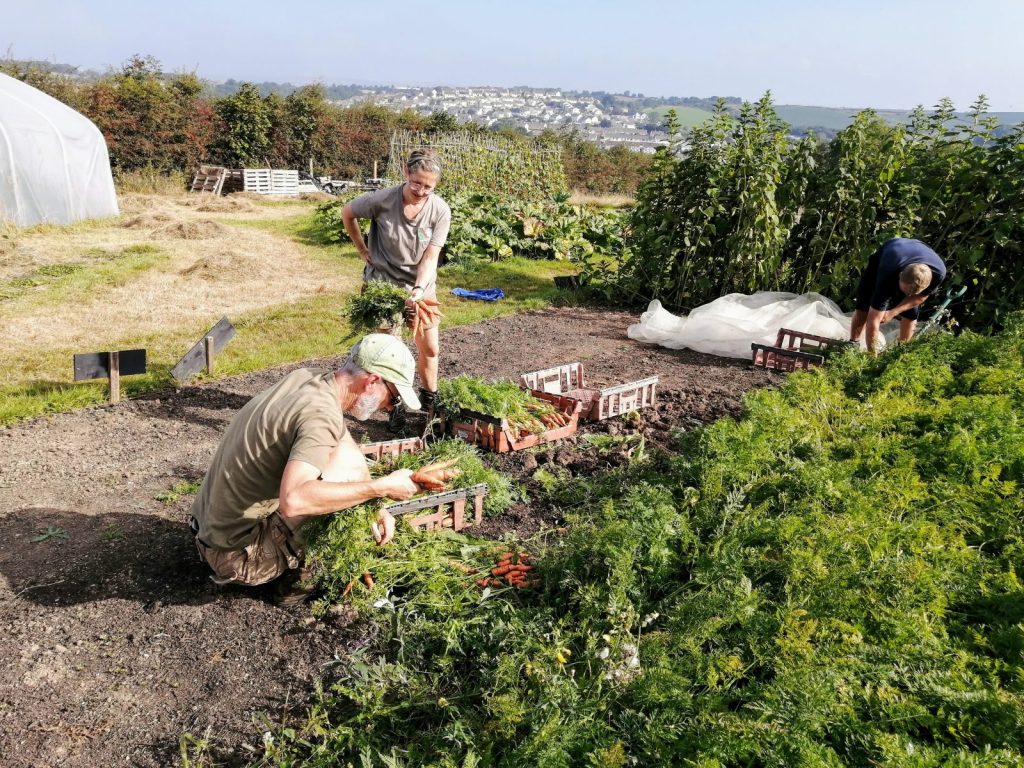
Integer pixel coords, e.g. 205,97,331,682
0,307,779,767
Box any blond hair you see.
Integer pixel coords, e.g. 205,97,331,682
899,263,932,295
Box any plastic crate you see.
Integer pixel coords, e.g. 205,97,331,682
359,436,424,460
750,343,824,371
519,362,658,421
383,483,488,531
751,328,855,371
443,391,582,453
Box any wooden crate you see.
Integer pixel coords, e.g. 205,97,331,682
444,391,582,453
384,483,488,531
359,437,424,461
519,362,658,421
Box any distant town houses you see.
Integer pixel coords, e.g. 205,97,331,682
336,86,670,153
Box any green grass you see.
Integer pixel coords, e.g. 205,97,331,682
643,105,716,129
0,208,577,425
156,479,203,503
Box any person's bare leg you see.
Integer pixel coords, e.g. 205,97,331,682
850,309,868,342
899,317,917,342
415,324,440,394
321,431,372,483
284,432,371,533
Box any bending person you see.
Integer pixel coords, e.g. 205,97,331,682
341,148,451,430
189,334,423,601
850,237,946,353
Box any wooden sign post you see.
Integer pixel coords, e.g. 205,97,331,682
73,349,147,404
171,317,236,383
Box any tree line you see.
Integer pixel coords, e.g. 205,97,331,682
1,56,650,193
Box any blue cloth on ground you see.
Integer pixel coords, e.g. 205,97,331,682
451,287,505,301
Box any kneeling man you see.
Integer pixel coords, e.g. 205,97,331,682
190,334,422,589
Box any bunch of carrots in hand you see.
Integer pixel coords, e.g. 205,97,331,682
411,458,460,491
407,297,443,339
476,549,538,589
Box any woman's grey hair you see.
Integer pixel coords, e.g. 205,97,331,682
406,148,442,176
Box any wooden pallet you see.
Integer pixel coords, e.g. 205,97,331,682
190,165,227,194
242,168,299,196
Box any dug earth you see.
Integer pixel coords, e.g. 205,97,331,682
0,306,778,767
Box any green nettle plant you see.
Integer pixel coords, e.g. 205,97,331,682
588,93,1024,331
263,316,1024,767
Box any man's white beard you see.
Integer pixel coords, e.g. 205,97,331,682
350,390,386,421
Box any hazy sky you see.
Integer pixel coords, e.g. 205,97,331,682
6,0,1023,110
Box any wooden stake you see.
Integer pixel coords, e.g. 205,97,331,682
108,351,120,404
204,336,215,373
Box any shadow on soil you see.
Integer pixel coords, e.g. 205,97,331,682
0,507,280,608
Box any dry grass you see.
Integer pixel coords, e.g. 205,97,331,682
569,191,635,208
0,193,353,387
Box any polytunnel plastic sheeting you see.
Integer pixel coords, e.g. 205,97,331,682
627,292,889,358
0,72,119,227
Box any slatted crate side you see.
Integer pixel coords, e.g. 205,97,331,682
383,483,488,532
593,376,659,420
751,343,824,371
445,392,582,453
775,327,851,352
359,437,424,460
518,362,586,394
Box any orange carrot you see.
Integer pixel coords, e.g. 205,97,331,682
492,565,512,577
362,572,375,589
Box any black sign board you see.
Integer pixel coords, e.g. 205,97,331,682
73,349,147,381
171,317,236,382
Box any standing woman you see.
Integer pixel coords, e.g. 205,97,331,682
341,149,451,428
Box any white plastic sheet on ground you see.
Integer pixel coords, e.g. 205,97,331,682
627,292,885,359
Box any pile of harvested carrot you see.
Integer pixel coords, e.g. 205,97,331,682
475,549,538,589
525,399,572,430
407,297,443,339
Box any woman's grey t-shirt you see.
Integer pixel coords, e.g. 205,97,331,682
348,184,451,293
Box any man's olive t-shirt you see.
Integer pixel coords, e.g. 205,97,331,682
349,184,451,293
191,369,346,550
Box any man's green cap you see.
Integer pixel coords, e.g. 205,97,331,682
351,334,420,410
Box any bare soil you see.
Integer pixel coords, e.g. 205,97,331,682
0,306,780,767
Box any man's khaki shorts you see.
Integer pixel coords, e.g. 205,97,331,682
194,512,302,587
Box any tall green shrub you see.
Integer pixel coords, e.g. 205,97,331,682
593,92,1024,332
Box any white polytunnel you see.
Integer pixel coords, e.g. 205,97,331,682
0,72,119,227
